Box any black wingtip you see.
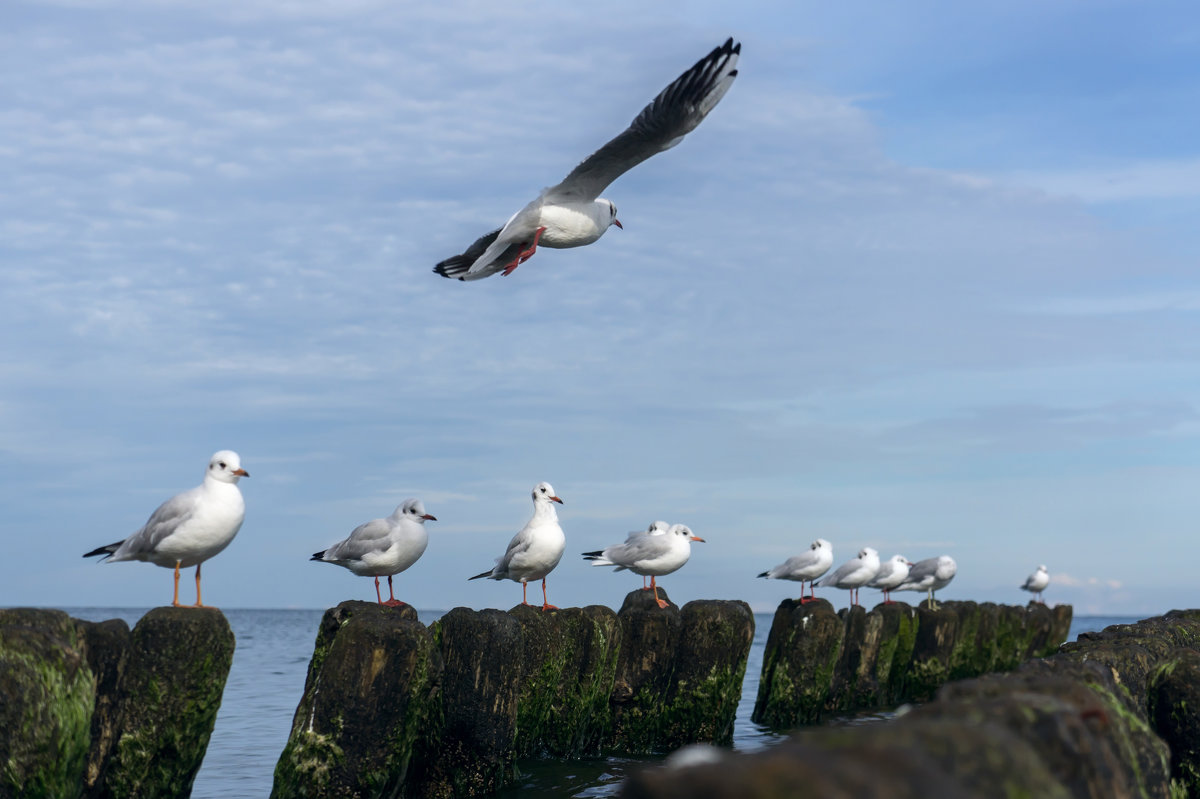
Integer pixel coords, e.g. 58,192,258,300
757,571,769,578
83,541,121,559
468,570,492,581
311,551,325,561
582,550,603,559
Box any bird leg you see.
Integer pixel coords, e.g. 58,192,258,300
540,578,558,611
193,562,208,608
641,575,651,590
651,576,669,609
798,580,814,604
172,562,182,607
521,580,530,606
502,227,546,277
374,576,385,604
382,574,405,607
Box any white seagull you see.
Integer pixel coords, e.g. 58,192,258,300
469,482,566,610
434,38,740,281
622,520,670,589
1020,564,1050,603
83,450,249,608
583,523,705,608
311,498,437,607
757,538,834,604
869,554,912,605
896,555,958,610
816,547,880,607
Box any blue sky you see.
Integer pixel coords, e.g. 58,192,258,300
3,0,1198,615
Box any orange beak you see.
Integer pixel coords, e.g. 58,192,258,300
233,468,250,477
613,219,623,229
690,536,706,543
551,496,564,504
423,514,437,521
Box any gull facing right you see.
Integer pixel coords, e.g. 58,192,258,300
469,482,566,610
817,547,880,607
311,498,437,607
83,450,249,608
434,38,740,281
583,523,705,608
1020,564,1050,603
757,538,834,603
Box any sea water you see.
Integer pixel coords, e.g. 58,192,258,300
62,608,1137,798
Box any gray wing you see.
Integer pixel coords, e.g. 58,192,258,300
896,558,937,589
773,550,819,577
609,535,671,567
118,487,200,557
325,518,392,562
545,38,740,203
818,560,855,587
869,561,895,587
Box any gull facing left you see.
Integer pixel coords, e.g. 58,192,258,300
434,38,740,281
583,523,705,608
311,498,437,607
83,450,249,608
469,482,566,610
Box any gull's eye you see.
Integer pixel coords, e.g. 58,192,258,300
218,462,226,469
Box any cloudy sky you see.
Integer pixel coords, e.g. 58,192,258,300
3,0,1198,616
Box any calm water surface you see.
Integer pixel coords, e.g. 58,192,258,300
62,608,1138,798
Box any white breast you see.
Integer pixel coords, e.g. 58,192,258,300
537,202,612,249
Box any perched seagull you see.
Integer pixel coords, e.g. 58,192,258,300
1020,564,1050,603
869,554,912,605
816,547,880,607
620,520,670,589
83,450,249,608
311,498,437,607
469,482,566,610
757,538,834,604
583,523,705,609
434,38,741,281
896,555,958,610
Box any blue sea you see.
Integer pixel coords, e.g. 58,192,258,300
63,608,1138,798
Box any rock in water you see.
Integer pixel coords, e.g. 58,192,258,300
272,601,437,799
0,609,95,798
99,607,235,797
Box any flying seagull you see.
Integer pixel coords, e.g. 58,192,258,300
434,37,741,281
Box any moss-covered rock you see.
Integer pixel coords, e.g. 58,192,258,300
411,607,524,797
607,589,686,753
895,602,958,702
511,604,621,759
98,607,234,799
658,599,754,749
271,601,437,799
751,598,844,728
76,617,131,795
1148,648,1200,795
0,608,95,799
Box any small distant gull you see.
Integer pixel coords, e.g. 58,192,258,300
469,482,566,610
583,523,705,609
1020,564,1049,603
311,498,437,607
869,554,912,605
83,450,249,608
434,38,741,281
895,555,957,610
817,547,880,607
757,538,834,604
